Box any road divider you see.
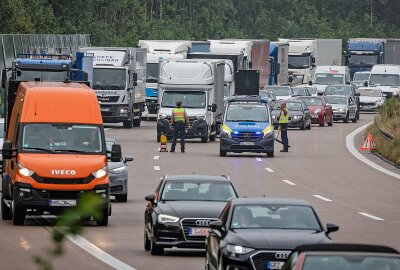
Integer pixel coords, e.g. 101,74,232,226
313,195,332,202
358,212,384,221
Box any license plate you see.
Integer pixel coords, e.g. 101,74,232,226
49,199,77,207
266,261,285,270
188,227,209,236
101,107,110,112
240,142,255,146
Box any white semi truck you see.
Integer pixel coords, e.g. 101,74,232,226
279,39,342,85
80,47,147,128
156,59,225,143
138,40,191,118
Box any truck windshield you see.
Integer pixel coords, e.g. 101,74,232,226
226,104,269,122
348,54,378,67
288,55,310,69
15,70,68,81
146,63,158,83
21,124,103,154
161,91,206,108
314,74,344,85
369,74,400,87
93,68,127,90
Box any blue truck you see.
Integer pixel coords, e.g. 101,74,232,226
269,41,289,85
345,38,400,79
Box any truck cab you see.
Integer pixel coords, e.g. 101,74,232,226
219,96,274,157
312,66,350,94
346,40,382,78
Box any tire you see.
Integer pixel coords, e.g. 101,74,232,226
267,151,274,157
95,207,109,226
319,115,326,127
300,120,305,130
123,119,133,128
115,194,127,202
356,110,360,120
219,148,227,157
209,134,216,142
352,116,357,123
328,116,333,126
133,113,142,127
201,137,208,143
12,202,26,225
144,230,151,251
150,230,164,255
344,112,349,123
1,195,12,220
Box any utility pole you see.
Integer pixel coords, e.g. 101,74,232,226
370,0,373,27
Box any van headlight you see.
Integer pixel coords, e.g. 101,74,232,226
92,167,108,178
109,165,127,174
158,214,179,223
17,163,35,177
158,113,167,120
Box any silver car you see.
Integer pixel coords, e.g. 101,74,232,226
106,138,133,202
325,95,358,123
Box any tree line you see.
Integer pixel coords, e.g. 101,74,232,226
0,0,399,46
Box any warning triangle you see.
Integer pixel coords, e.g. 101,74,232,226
360,134,376,151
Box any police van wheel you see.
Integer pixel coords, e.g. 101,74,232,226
219,149,227,157
1,195,12,220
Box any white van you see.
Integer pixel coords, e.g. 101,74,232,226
312,66,350,94
369,64,400,98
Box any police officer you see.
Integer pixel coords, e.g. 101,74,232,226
278,102,289,152
170,100,189,153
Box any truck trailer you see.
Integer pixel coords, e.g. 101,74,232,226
345,38,400,79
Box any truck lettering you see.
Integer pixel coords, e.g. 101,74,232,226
51,170,77,176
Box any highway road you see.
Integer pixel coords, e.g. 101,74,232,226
1,113,399,270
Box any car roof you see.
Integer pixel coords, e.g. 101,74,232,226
231,197,311,206
293,244,399,254
165,174,231,182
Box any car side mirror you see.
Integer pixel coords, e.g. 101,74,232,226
326,223,339,234
110,144,122,162
2,140,16,159
364,81,368,87
124,156,134,163
145,194,155,203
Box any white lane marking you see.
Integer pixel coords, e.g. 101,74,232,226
265,167,274,173
358,212,384,221
346,122,400,180
104,128,111,131
153,156,159,160
282,180,296,186
313,195,332,202
256,157,262,162
154,166,160,171
67,234,137,270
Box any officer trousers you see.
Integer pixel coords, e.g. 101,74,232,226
171,122,185,151
280,124,289,151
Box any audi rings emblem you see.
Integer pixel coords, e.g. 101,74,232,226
195,220,211,226
275,251,290,260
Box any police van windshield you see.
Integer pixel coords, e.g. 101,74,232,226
93,68,127,90
161,91,206,108
21,124,103,154
226,104,269,122
16,70,68,81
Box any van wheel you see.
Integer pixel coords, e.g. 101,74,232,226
115,194,127,202
12,202,26,225
1,195,12,220
95,208,109,226
220,149,227,157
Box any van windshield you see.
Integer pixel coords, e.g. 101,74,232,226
21,124,103,154
93,68,127,90
314,73,344,85
161,91,206,108
369,74,400,87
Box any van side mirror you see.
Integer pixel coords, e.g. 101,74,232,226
132,72,138,87
208,103,217,112
2,140,16,159
364,81,368,87
110,144,122,162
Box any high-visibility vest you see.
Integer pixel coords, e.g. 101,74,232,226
279,111,289,124
173,108,185,122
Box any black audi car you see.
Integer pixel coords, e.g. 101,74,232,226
271,100,312,130
144,174,238,255
205,197,339,270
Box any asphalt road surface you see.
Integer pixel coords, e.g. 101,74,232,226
1,113,399,270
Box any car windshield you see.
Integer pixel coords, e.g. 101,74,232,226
353,72,370,81
303,255,400,270
325,96,347,105
0,122,4,138
22,124,103,154
348,54,378,67
369,74,400,87
273,102,303,111
357,88,381,97
161,91,206,108
16,70,68,82
325,86,352,96
161,181,236,201
298,97,323,106
146,63,158,83
288,55,310,69
315,73,344,85
231,204,321,230
226,104,269,122
293,88,308,96
93,68,127,90
267,87,291,96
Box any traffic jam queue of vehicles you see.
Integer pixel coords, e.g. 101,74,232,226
1,82,122,226
219,96,275,157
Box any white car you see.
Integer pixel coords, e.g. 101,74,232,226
264,86,293,100
357,87,386,111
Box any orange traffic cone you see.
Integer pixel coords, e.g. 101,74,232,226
160,134,168,152
360,134,376,151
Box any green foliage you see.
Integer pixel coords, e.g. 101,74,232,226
0,0,399,45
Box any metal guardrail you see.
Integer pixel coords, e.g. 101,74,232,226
376,118,395,141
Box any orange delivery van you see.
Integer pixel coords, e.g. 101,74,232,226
1,81,120,226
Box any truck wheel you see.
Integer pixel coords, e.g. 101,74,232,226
123,119,133,128
115,194,127,202
219,149,227,157
95,207,109,226
1,195,12,220
267,151,274,158
133,114,141,127
12,202,26,225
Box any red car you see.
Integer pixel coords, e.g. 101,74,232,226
295,96,333,126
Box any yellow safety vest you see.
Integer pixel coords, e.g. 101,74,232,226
278,111,289,124
173,108,185,122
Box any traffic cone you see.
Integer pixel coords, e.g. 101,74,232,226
360,134,376,151
160,134,168,152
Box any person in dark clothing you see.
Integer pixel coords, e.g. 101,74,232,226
170,100,189,153
278,102,289,152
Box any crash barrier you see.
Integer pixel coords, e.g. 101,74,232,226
376,119,395,141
